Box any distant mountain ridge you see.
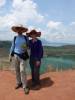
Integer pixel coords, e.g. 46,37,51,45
0,40,75,47
41,38,75,46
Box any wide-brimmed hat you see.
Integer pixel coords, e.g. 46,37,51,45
11,25,28,33
26,29,41,37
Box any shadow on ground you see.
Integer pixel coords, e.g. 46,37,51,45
28,77,54,90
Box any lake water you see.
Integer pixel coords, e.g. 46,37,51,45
0,57,75,74
25,57,75,74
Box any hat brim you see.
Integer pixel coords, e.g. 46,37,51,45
11,26,28,33
26,32,41,37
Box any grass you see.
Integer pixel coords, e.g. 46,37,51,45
0,57,10,70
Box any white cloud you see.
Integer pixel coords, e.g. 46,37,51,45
0,0,6,7
44,21,65,42
0,14,16,28
47,21,62,29
70,22,75,26
12,0,23,8
0,0,44,28
40,21,75,44
0,0,44,40
11,0,44,24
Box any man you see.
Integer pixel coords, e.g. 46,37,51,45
9,25,29,94
26,30,43,90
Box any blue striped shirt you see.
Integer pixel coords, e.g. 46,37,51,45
10,35,27,54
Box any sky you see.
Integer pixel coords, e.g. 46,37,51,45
0,0,75,44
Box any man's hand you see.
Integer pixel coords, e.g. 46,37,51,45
36,61,40,67
9,55,12,62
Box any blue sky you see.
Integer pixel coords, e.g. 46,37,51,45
0,0,75,44
35,0,75,23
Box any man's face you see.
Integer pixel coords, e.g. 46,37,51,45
18,31,22,35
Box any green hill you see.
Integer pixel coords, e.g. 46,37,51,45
0,41,11,57
0,41,75,59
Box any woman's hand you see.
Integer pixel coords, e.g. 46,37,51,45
36,61,40,67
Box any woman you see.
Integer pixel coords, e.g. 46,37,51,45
9,25,29,94
26,30,43,90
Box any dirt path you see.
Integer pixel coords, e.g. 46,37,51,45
0,70,75,100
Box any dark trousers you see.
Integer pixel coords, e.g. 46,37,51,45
29,59,41,85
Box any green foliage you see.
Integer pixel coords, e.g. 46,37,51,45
43,45,75,60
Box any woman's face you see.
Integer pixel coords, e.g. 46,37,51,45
31,34,36,39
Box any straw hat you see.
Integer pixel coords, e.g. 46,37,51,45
11,25,28,33
26,29,41,37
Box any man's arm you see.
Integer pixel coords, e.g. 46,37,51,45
9,37,15,62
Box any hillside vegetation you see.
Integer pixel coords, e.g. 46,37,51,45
0,41,75,59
